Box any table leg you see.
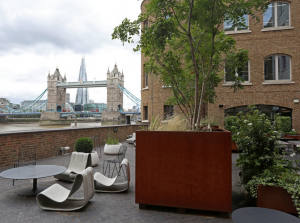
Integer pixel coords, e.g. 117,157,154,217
33,178,37,191
17,178,47,196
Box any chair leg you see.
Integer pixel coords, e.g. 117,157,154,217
103,160,105,173
104,161,109,176
99,142,102,158
111,163,117,178
122,166,127,180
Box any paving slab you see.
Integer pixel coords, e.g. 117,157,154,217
0,141,255,223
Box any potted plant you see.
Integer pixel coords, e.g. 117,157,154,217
104,134,121,155
246,163,300,216
135,115,232,213
75,137,99,167
232,105,283,184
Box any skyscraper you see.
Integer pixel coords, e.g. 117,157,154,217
75,57,89,105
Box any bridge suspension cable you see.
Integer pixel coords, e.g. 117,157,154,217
5,89,47,113
32,99,48,112
118,85,141,107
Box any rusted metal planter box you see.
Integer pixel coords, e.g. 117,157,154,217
231,141,238,151
256,185,297,214
135,130,232,213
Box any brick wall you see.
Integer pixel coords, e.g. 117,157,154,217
141,0,300,130
209,1,300,130
0,124,143,168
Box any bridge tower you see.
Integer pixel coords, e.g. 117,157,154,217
47,68,67,112
107,64,124,112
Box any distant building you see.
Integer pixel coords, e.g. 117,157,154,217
89,99,94,103
83,103,107,112
0,98,9,105
74,104,84,112
8,103,20,110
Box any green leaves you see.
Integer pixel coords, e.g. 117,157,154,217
112,0,270,129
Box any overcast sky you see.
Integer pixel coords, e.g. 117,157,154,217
0,0,142,109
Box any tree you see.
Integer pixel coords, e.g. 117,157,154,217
112,0,269,130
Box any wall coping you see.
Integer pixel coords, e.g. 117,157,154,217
0,124,146,136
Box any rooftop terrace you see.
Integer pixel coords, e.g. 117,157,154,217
0,141,297,223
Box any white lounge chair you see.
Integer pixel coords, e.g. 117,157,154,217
54,152,91,182
127,133,136,144
94,158,130,193
36,167,95,211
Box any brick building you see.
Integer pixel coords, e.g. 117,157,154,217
140,0,173,123
141,1,300,130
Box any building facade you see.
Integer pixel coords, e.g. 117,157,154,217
209,1,300,130
106,64,124,112
141,0,300,131
83,103,107,112
47,68,67,112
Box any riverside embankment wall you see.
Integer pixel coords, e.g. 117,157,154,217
0,124,143,168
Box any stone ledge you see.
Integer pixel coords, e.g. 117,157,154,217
0,124,145,136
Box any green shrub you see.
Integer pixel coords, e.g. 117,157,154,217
75,137,94,153
232,105,281,184
104,134,119,145
276,116,291,133
225,116,238,133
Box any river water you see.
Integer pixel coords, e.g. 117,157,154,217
0,122,102,133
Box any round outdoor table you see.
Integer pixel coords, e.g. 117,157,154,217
0,165,66,196
232,207,300,223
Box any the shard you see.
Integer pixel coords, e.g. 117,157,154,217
75,57,89,105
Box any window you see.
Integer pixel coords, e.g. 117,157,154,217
264,55,291,81
224,15,248,32
225,61,249,82
225,105,292,121
144,21,148,29
263,2,290,28
164,105,174,119
144,106,148,120
144,64,148,87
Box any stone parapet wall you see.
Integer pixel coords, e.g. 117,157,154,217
0,124,143,168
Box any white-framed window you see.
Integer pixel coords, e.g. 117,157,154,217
224,15,249,32
144,64,148,88
263,2,290,28
264,55,291,81
225,61,250,82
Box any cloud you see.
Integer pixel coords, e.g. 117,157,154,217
0,0,142,109
0,0,141,54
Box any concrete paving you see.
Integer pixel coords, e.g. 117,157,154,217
0,142,243,223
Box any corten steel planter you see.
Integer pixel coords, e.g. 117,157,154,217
256,185,297,214
284,134,300,140
231,141,238,151
136,130,232,213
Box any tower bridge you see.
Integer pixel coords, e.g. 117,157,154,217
56,81,107,88
1,57,140,125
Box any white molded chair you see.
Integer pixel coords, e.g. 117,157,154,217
94,159,130,193
127,133,136,144
54,152,91,182
36,167,95,211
